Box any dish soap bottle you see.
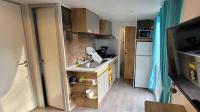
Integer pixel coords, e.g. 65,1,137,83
76,58,80,67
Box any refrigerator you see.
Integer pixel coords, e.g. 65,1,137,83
135,41,152,88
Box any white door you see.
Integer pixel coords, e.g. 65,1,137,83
135,56,152,88
0,1,36,112
36,8,64,109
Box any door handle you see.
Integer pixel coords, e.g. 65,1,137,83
18,60,28,67
39,59,45,63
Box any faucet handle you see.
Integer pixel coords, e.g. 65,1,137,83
82,57,86,62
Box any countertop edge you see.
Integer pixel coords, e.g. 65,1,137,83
66,57,118,73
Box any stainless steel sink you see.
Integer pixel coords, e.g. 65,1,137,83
78,60,108,68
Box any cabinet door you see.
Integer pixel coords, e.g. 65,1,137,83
98,70,109,103
86,9,99,34
71,8,86,33
112,61,117,83
71,8,99,34
100,20,112,35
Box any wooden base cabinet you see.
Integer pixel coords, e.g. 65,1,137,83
67,72,98,109
67,69,112,109
67,58,118,109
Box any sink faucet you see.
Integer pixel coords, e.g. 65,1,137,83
86,55,93,63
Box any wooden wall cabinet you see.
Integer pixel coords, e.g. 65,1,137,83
71,8,99,34
99,20,112,35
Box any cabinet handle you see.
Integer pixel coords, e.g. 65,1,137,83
171,88,177,94
18,60,28,67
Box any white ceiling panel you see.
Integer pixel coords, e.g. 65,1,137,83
11,0,163,21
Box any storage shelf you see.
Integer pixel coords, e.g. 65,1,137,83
71,93,98,100
70,82,97,86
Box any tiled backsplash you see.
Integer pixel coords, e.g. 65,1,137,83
65,33,95,67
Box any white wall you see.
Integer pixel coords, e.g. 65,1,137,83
96,20,137,78
181,0,200,22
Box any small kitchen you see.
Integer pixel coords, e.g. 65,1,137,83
63,6,154,111
1,0,200,112
63,7,119,110
0,0,200,112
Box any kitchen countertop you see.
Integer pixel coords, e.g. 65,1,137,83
66,56,118,73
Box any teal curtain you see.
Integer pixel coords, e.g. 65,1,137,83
159,0,183,103
159,1,170,102
148,15,160,91
148,0,183,103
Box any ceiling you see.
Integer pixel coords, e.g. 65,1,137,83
13,0,163,21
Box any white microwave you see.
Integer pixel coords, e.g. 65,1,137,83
138,30,152,38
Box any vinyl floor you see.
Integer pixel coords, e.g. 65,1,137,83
32,79,155,112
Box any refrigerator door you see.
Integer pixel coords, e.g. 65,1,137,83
135,55,152,88
136,42,152,56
